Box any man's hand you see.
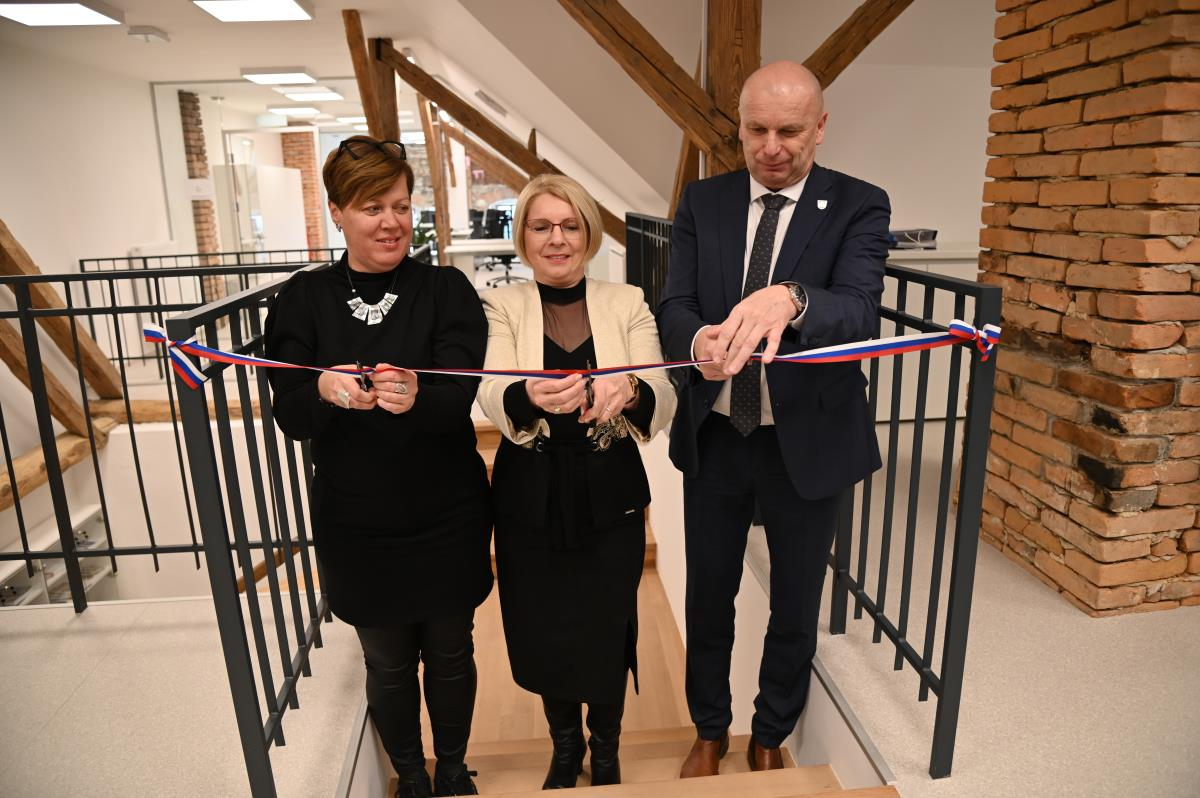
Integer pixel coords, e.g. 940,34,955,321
692,326,728,381
714,284,795,375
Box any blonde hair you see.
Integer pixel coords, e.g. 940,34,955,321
513,174,603,265
323,135,415,208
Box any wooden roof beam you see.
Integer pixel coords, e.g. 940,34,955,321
417,96,452,265
342,10,385,138
705,0,760,177
557,0,740,171
377,40,625,242
804,0,915,89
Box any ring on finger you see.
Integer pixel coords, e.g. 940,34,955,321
336,388,351,409
397,381,408,395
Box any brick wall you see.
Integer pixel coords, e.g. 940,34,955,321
982,0,1200,615
281,130,327,256
178,90,223,300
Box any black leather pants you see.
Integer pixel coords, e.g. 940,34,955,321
355,613,477,778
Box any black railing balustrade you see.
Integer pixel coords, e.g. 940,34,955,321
626,213,1000,780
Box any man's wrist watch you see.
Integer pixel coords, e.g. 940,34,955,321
780,281,808,318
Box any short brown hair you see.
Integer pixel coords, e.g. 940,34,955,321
513,174,603,265
323,135,415,208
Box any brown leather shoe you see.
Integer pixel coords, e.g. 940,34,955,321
679,732,729,778
746,736,783,771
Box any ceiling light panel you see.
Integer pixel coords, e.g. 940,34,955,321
337,116,366,124
242,67,315,85
268,106,320,117
193,0,312,22
284,91,343,102
0,1,123,26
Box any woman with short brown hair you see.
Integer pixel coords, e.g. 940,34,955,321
266,136,490,798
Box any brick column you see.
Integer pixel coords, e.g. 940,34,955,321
178,90,224,301
281,130,327,257
981,0,1200,615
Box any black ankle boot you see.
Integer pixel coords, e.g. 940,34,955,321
542,697,585,789
585,700,624,786
395,768,433,798
432,761,478,796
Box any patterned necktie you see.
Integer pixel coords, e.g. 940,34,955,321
729,193,788,437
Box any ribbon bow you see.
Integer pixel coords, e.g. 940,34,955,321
947,320,1001,361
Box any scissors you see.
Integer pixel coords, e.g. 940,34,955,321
584,359,596,413
355,360,373,392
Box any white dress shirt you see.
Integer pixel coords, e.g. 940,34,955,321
695,173,809,425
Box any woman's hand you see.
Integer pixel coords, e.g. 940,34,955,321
318,367,376,410
579,375,634,425
525,373,587,416
373,365,418,415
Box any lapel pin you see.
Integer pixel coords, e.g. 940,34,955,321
817,199,828,210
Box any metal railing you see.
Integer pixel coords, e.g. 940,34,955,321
626,213,999,779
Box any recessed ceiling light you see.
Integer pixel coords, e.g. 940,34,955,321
0,1,123,26
284,90,343,102
241,67,315,85
337,116,366,124
268,106,320,117
193,0,312,23
272,84,329,94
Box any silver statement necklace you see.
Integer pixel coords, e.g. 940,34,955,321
345,262,401,325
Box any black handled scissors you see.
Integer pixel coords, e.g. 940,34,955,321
355,361,373,392
584,360,596,411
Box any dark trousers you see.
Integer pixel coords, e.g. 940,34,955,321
683,414,840,748
355,613,477,776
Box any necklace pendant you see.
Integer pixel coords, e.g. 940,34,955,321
347,297,364,312
352,303,369,321
366,306,384,325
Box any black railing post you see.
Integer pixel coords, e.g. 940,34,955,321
166,316,277,797
929,286,1001,779
828,487,854,635
15,284,87,613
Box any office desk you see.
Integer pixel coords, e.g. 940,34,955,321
442,239,516,284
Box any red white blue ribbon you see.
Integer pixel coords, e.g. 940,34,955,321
144,320,1000,389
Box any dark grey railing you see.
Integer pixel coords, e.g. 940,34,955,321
626,212,1000,779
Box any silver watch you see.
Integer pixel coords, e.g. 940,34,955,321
781,281,807,317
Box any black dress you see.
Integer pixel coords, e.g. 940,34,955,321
264,255,493,627
491,280,657,705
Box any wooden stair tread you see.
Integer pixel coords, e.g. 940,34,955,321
473,765,840,797
0,417,116,512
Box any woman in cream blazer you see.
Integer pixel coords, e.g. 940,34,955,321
478,175,674,789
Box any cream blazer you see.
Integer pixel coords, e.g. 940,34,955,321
478,278,676,446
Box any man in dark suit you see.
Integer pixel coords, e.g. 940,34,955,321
657,61,890,776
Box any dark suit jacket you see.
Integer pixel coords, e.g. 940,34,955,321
657,164,890,500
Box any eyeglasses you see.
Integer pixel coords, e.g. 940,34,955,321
525,219,583,239
333,139,407,163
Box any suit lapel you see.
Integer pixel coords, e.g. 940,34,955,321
587,279,621,368
770,164,834,285
517,280,544,370
720,171,752,311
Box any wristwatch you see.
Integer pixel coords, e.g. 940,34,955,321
780,281,808,319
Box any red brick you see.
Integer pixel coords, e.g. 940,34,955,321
989,451,1013,479
1064,262,1192,292
1075,290,1098,315
1027,0,1094,27
1017,519,1067,556
990,111,1021,133
1048,64,1124,101
1054,418,1164,461
1069,500,1196,537
1113,115,1200,146
1004,300,1063,333
984,180,1041,204
1014,422,1076,462
980,250,1009,274
1029,281,1074,312
1182,529,1200,551
1083,83,1200,121
996,393,1051,430
1032,232,1102,260
1097,293,1200,321
1052,0,1129,45
1187,325,1200,348
1102,236,1200,264
1062,316,1184,349
1044,123,1114,151
1043,507,1153,560
1022,382,1084,419
1064,549,1188,586
1074,208,1200,235
1077,457,1200,488
1172,435,1200,458
981,226,1035,253
1098,408,1200,434
1091,349,1200,379
1023,42,1090,78
1158,481,1200,506
1035,549,1147,608
1110,176,1200,203
982,205,1014,227
1017,100,1085,130
988,133,1045,155
1010,206,1074,231
991,474,1043,517
1088,13,1200,61
1001,348,1059,384
1007,254,1068,280
992,433,1047,473
1122,46,1200,83
1038,179,1108,205
1182,381,1200,407
993,61,1025,88
1080,146,1200,176
1013,465,1073,512
993,83,1051,110
996,27,1054,62
1152,536,1179,556
1015,154,1082,177
1128,0,1200,20
997,8,1029,38
1046,462,1100,502
987,157,1018,179
981,273,1032,302
1163,577,1200,598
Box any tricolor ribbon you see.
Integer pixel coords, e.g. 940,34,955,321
144,319,1001,390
